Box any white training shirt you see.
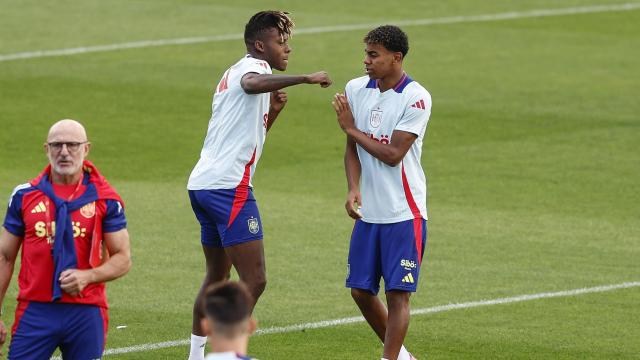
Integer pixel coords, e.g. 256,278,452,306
345,74,431,223
188,55,272,190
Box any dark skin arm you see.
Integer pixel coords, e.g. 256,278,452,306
243,72,331,131
332,93,418,167
241,72,332,94
267,90,287,132
344,136,363,219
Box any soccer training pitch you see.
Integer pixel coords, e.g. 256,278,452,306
1,0,639,358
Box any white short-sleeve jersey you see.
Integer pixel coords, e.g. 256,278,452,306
345,74,431,223
188,55,272,190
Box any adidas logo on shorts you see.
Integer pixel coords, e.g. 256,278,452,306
402,273,415,284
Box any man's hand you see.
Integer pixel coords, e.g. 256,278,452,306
345,190,363,220
305,71,332,88
0,320,7,356
59,269,93,296
332,93,356,133
270,90,288,113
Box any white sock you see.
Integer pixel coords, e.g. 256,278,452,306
188,334,207,360
380,344,411,360
398,345,411,360
381,344,411,360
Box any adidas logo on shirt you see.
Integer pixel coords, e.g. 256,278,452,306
402,273,415,284
410,99,426,110
31,201,47,214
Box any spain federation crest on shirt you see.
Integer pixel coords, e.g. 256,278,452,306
369,109,383,128
247,217,260,234
80,202,96,219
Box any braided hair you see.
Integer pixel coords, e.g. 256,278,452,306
244,10,295,45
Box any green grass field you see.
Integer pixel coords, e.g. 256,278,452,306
1,0,639,359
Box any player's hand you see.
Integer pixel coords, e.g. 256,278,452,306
305,71,332,88
270,90,287,113
332,93,356,133
59,269,93,296
0,320,7,356
345,190,363,220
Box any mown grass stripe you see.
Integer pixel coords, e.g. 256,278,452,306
49,281,639,358
4,3,640,62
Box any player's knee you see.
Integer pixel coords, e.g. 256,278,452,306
386,291,410,310
250,277,267,298
241,274,266,300
351,288,373,304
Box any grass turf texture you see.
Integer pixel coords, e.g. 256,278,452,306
1,0,639,358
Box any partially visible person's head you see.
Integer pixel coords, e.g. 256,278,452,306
363,25,409,79
44,119,90,179
244,10,295,71
201,281,256,340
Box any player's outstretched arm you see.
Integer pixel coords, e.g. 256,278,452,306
59,229,132,296
0,228,22,354
333,93,417,167
241,71,332,94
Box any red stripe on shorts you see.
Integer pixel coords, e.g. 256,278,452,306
11,301,29,337
228,148,257,227
100,307,109,351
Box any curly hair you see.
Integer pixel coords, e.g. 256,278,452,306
364,25,409,58
244,10,295,45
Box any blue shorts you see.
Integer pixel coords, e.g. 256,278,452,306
189,188,263,247
9,301,107,360
346,218,427,294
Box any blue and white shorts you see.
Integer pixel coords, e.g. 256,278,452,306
346,218,427,294
189,188,263,247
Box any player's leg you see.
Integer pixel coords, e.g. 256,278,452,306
188,190,232,360
225,239,266,309
383,290,411,360
192,245,232,336
58,304,107,360
351,288,414,360
218,188,266,309
380,218,427,360
351,288,388,341
8,302,62,360
346,220,389,339
347,221,414,360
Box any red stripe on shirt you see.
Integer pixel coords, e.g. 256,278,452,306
228,148,257,227
412,218,424,265
401,163,424,264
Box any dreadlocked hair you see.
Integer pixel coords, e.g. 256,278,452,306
364,25,409,58
244,10,295,45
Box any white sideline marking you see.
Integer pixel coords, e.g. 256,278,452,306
52,281,638,358
4,2,640,63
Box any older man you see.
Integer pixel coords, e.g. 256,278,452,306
0,119,131,360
